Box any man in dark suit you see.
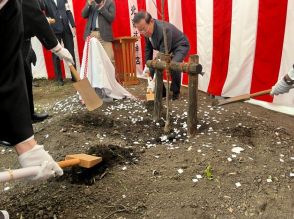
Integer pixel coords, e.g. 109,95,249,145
0,0,63,180
44,0,76,85
22,0,74,122
82,0,115,65
134,11,190,100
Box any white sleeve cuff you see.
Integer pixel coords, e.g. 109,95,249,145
288,67,294,80
0,0,9,10
18,135,35,145
50,43,62,53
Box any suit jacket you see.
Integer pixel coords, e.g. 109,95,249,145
82,0,115,41
0,0,34,145
145,19,190,62
44,0,75,34
22,0,58,50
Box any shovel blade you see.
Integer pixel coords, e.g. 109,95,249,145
73,78,103,111
146,92,155,101
217,94,250,106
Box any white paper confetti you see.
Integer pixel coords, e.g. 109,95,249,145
266,178,272,183
235,182,241,188
177,168,184,174
231,147,244,154
3,187,10,191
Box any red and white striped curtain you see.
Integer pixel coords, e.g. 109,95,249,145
32,0,294,108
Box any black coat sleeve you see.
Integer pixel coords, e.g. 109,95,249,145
145,37,153,62
38,0,46,11
22,0,58,50
99,0,115,23
159,26,172,54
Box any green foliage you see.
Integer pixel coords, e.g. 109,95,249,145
204,164,213,180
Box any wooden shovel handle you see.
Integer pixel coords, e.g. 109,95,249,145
69,65,81,81
250,89,272,98
58,158,80,169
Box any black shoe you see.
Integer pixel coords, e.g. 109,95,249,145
71,78,77,82
32,112,49,123
32,81,40,87
57,80,64,86
172,92,180,100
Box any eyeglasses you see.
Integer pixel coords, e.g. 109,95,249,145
138,24,150,34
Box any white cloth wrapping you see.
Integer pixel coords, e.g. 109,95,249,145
80,37,132,99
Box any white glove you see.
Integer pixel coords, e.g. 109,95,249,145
18,145,63,180
270,79,291,96
51,43,74,65
143,65,150,76
147,73,156,92
271,67,294,96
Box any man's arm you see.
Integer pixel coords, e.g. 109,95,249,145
23,0,74,64
159,25,172,54
82,1,92,18
99,0,115,23
23,0,58,50
145,37,153,62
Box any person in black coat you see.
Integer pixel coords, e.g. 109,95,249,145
44,0,77,85
22,0,74,122
133,11,190,100
0,0,63,180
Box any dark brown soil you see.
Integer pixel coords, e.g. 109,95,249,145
0,79,293,219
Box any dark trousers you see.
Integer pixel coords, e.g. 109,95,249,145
52,31,76,81
150,44,190,94
22,40,35,118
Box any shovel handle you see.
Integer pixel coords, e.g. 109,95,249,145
58,158,80,169
69,65,81,81
250,89,272,98
0,166,40,182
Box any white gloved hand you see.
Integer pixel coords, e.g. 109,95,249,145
271,67,294,96
142,65,150,76
147,73,156,92
18,145,63,180
270,78,293,96
51,43,74,65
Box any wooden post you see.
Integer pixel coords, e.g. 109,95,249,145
187,55,199,137
153,69,163,121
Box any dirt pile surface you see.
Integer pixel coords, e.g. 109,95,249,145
0,79,293,219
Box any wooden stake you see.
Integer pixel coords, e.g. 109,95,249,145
153,69,163,121
187,55,199,137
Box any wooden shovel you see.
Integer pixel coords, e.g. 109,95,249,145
217,89,272,106
69,65,103,111
58,153,102,169
0,154,102,182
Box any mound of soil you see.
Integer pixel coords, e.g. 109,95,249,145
0,79,293,219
